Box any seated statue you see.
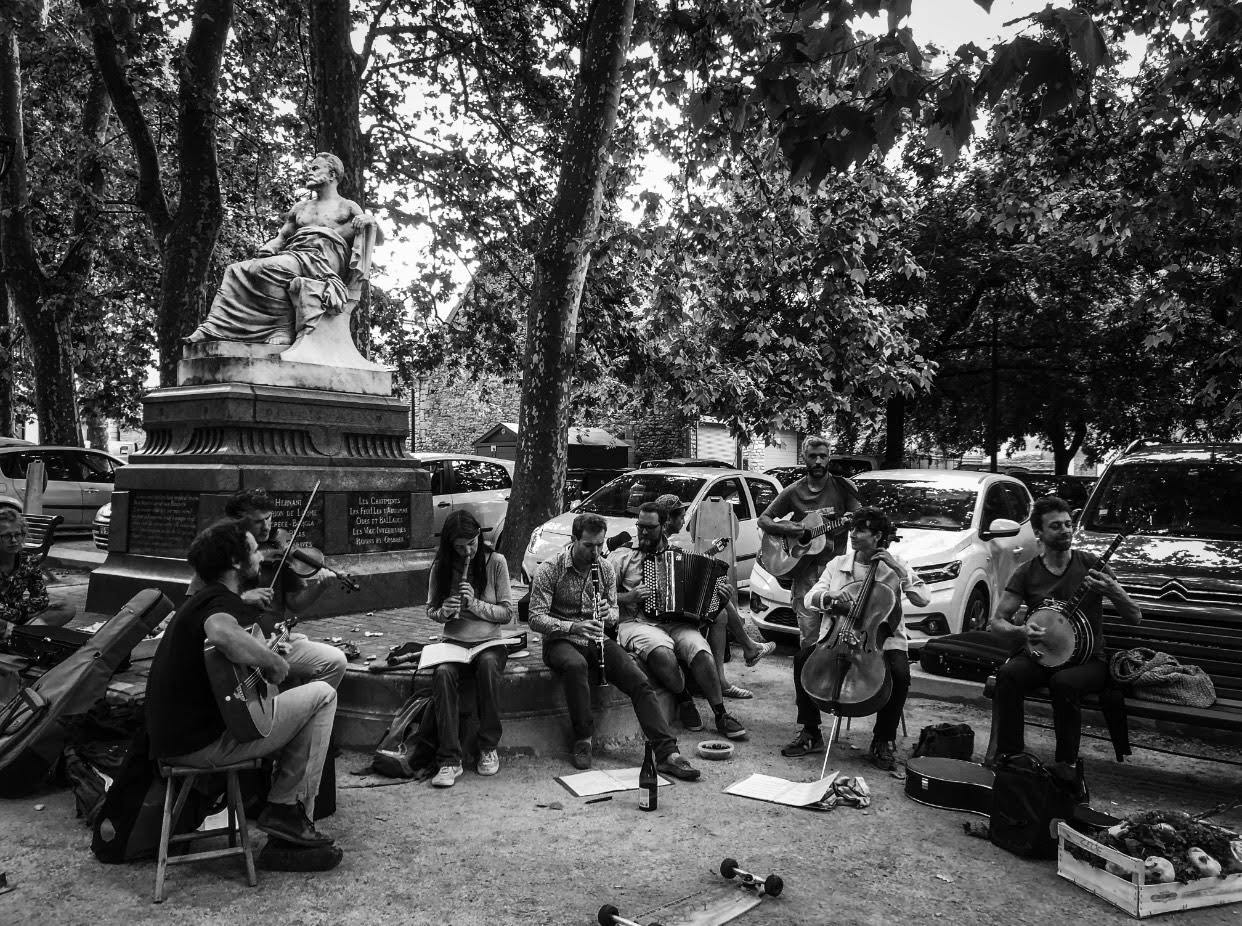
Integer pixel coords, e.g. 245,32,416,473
186,152,381,347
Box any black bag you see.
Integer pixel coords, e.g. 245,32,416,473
90,729,223,864
371,695,435,779
517,591,531,624
911,723,975,760
918,631,1016,683
988,752,1078,859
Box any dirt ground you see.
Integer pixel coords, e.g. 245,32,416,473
2,643,1240,926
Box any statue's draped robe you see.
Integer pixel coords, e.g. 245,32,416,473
194,226,352,344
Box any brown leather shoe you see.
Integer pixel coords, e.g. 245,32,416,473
257,801,334,848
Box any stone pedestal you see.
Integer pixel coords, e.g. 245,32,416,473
86,381,434,616
178,337,391,396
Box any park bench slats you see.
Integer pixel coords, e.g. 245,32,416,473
20,514,62,569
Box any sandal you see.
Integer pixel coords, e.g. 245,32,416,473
745,640,777,667
722,684,753,700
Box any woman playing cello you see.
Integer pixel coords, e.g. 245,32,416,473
783,507,929,771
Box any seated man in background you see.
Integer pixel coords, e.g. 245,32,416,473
0,509,76,642
612,502,747,740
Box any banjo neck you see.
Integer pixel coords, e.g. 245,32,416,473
1063,532,1128,614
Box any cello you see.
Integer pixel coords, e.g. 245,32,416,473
799,527,902,779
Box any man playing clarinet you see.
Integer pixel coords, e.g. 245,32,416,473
529,513,700,781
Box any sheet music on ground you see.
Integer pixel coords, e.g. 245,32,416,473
724,772,839,808
556,767,673,798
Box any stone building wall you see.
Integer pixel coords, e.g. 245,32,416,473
411,371,521,453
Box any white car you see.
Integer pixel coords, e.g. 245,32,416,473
521,467,782,585
750,469,1037,649
409,453,515,538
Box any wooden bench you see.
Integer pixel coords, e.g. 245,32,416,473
20,514,63,569
984,608,1242,758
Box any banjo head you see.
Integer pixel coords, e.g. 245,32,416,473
1027,605,1091,668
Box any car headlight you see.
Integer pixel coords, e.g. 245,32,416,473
527,526,545,553
914,560,962,584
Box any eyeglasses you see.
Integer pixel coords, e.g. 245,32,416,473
0,532,27,542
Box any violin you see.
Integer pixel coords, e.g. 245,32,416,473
799,530,903,719
261,528,360,593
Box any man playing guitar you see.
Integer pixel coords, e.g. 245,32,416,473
758,439,860,753
146,519,338,851
611,502,747,741
989,496,1141,787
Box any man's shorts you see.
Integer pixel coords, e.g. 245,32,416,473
617,620,711,663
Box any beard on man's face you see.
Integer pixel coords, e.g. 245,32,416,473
638,531,663,553
1044,534,1072,551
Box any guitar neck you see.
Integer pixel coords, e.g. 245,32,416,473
805,517,845,539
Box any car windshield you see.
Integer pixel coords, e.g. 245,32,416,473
577,473,706,517
855,479,978,531
1084,463,1242,540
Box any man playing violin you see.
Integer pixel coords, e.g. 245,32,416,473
611,502,747,741
989,496,1141,782
185,490,346,689
785,507,929,769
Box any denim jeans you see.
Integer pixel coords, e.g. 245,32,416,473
994,653,1109,763
431,647,508,765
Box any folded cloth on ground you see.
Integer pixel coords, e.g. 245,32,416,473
816,775,871,810
1109,647,1217,708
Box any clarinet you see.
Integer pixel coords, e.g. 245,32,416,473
589,563,609,688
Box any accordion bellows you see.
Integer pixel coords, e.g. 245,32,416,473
641,549,728,624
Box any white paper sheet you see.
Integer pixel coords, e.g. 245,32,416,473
555,767,673,798
724,772,839,807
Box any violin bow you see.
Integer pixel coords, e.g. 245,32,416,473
266,480,322,591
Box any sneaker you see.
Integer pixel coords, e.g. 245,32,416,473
745,640,777,667
572,738,593,770
868,740,897,772
780,726,825,757
656,753,701,782
715,710,747,740
477,749,500,777
431,764,464,788
678,699,704,731
257,801,334,848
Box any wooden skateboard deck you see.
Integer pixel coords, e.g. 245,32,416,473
635,883,763,926
691,496,738,588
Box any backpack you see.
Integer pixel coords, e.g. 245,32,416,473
90,728,224,864
911,723,975,761
988,752,1078,859
371,695,436,779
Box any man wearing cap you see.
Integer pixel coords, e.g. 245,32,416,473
655,494,774,697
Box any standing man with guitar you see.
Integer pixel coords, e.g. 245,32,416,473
757,438,861,755
146,519,338,851
989,496,1141,785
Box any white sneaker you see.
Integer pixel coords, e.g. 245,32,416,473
477,749,500,776
431,764,463,788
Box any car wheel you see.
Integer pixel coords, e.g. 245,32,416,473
961,586,989,633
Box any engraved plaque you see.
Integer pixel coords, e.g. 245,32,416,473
347,492,411,553
268,491,326,549
127,491,201,557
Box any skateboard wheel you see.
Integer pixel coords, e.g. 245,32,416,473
720,857,739,879
598,903,619,925
764,874,784,897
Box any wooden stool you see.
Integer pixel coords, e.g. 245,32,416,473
153,758,261,903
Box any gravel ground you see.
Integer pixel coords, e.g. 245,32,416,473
2,645,1240,926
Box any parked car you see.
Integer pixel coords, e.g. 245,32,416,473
1073,442,1242,630
93,501,112,551
1012,472,1096,510
750,469,1037,649
765,454,880,487
409,453,514,538
521,467,782,586
565,467,632,508
638,458,735,469
0,445,124,531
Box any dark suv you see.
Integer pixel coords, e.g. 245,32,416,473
1074,443,1242,626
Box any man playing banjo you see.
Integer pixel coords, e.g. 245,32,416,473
988,495,1141,784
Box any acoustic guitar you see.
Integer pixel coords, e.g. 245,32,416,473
204,617,299,743
758,509,851,577
1026,531,1128,669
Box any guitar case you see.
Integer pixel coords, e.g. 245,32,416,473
904,757,995,816
918,631,1018,683
0,589,173,797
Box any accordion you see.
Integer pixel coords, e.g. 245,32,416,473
641,549,729,624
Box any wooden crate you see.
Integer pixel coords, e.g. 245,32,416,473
1057,823,1242,918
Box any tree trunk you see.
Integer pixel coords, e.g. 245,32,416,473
155,0,233,386
0,292,13,437
0,25,81,445
884,393,905,468
499,0,636,574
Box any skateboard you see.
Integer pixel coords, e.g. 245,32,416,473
598,858,783,926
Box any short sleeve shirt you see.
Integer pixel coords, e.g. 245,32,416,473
1006,551,1110,655
0,552,50,626
762,476,860,566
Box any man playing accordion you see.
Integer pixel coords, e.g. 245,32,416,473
611,502,747,741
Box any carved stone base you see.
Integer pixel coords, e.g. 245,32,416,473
180,325,391,396
86,383,433,617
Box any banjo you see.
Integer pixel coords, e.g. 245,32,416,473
1026,532,1128,669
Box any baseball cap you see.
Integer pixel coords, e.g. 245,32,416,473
654,493,689,512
